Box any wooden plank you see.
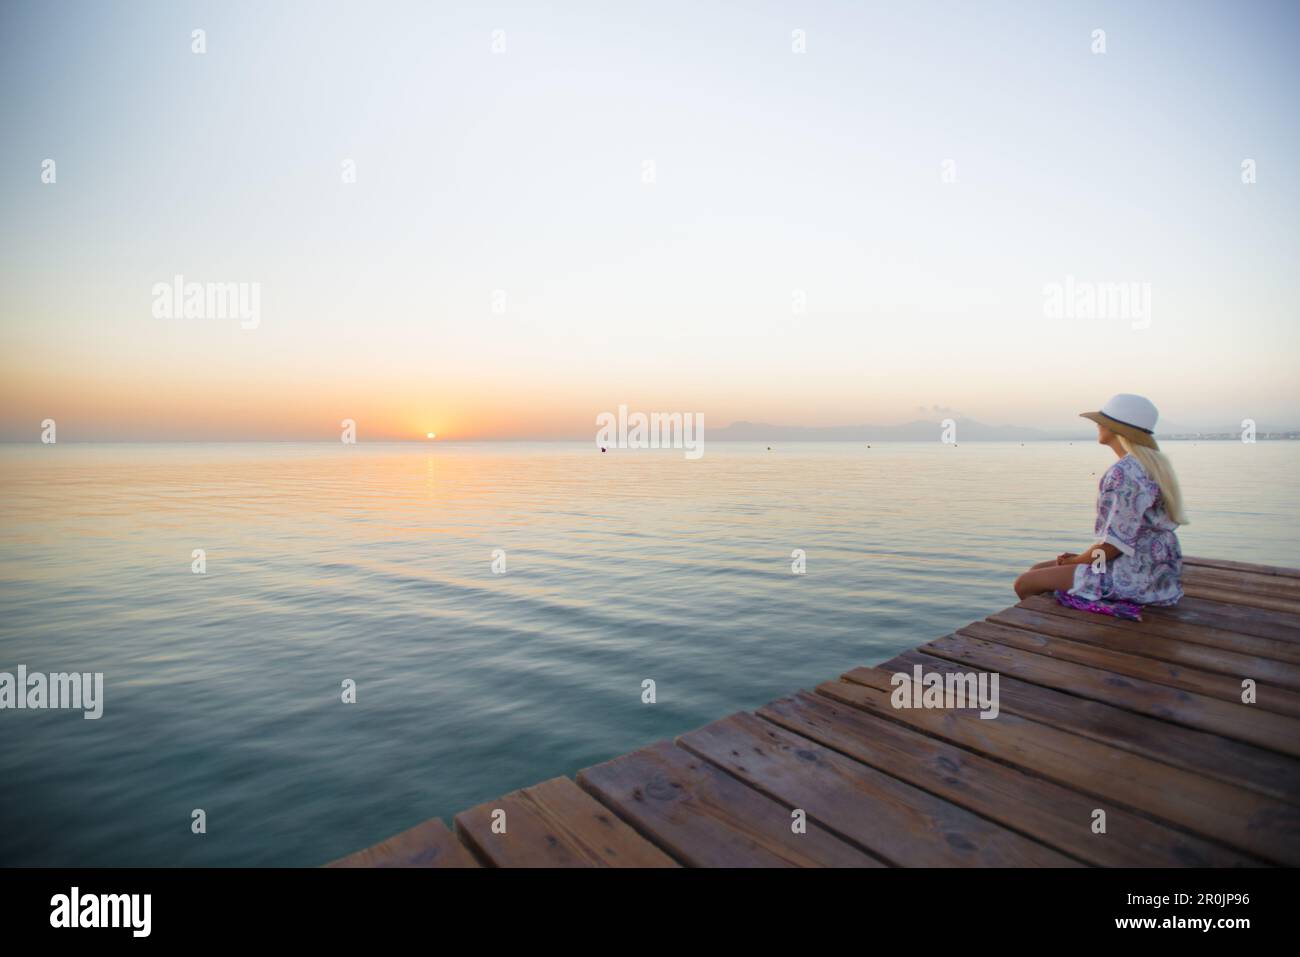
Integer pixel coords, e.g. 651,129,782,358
455,788,587,867
1185,565,1300,597
1184,574,1300,610
1182,581,1300,615
454,776,679,867
521,776,681,867
577,739,884,867
878,649,1300,806
962,617,1300,711
819,671,1300,864
677,712,1078,866
919,630,1300,757
987,608,1300,691
1185,556,1300,580
1146,595,1300,642
325,817,480,868
759,690,1259,866
1018,594,1300,665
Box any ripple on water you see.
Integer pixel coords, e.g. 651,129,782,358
0,440,1295,864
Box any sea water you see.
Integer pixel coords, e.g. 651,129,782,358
1,440,1295,865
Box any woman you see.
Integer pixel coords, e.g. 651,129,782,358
1014,394,1188,607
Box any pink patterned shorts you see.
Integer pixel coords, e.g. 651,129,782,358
1054,589,1143,621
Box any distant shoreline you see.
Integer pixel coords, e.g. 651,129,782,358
3,436,1297,445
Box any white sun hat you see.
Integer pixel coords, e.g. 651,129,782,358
1080,393,1160,449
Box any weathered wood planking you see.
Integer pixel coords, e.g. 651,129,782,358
960,618,1300,708
880,648,1300,805
1010,595,1300,666
1186,556,1300,580
326,818,479,868
916,631,1300,756
453,776,678,867
1181,567,1300,615
577,739,884,867
823,671,1300,865
677,711,1079,867
758,691,1257,866
329,556,1300,868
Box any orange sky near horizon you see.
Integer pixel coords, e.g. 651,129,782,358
5,344,1297,442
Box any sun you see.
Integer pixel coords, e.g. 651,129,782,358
426,432,436,439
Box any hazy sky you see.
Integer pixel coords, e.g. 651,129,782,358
2,0,1297,439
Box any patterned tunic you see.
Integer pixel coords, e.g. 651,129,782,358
1070,454,1183,606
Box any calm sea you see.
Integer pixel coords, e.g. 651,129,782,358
1,440,1296,866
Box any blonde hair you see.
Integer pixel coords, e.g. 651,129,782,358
1118,436,1189,525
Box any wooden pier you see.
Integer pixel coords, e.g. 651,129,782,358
328,556,1300,868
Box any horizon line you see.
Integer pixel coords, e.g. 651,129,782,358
4,436,1294,445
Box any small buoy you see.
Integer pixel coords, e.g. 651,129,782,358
766,446,772,451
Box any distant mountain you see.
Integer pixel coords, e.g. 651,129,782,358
710,418,1300,441
711,418,1072,441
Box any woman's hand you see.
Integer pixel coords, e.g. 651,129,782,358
1058,544,1122,567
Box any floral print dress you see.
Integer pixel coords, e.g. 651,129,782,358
1069,454,1183,606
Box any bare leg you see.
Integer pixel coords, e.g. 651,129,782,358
1014,563,1077,600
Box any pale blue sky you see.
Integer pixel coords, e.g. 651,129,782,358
1,0,1297,438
